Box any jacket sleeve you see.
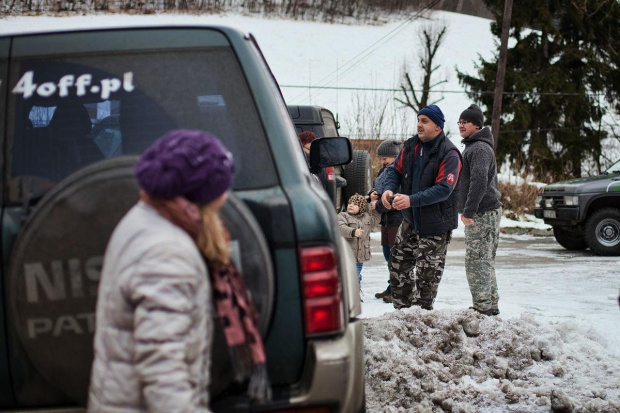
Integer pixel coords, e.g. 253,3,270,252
409,150,462,207
462,145,494,218
127,244,204,413
338,213,356,239
374,198,391,214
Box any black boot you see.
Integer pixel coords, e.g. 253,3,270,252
375,288,390,299
413,302,433,311
469,306,497,316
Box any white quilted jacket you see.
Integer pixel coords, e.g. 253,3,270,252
88,201,213,413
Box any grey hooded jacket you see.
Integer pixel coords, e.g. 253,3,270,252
457,126,502,218
88,201,212,413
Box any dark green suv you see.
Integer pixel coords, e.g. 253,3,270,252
288,105,373,212
534,159,620,255
0,26,365,412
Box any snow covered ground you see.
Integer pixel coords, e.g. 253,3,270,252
362,221,620,412
1,11,619,412
364,307,619,412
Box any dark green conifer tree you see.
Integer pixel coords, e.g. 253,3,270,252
458,0,620,180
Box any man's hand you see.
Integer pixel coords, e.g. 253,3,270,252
369,191,379,201
381,190,394,209
354,228,364,237
392,194,410,210
461,215,474,226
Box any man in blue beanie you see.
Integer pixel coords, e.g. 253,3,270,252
380,105,462,310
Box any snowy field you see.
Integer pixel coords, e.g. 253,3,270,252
0,10,495,145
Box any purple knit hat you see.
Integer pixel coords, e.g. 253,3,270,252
135,129,234,205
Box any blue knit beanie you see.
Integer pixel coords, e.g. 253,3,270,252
418,105,445,129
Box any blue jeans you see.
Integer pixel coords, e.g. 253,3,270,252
356,262,363,285
382,244,392,294
382,244,391,261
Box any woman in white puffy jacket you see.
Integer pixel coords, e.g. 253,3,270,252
88,130,234,413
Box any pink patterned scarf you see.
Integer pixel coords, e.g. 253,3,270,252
140,190,202,240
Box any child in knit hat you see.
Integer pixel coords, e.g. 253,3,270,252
337,193,381,288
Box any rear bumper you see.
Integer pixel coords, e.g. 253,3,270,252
211,319,365,412
289,319,364,412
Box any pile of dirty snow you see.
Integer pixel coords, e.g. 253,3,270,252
364,308,620,412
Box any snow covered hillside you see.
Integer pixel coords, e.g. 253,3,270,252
0,10,495,145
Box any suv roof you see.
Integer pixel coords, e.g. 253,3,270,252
1,22,251,36
288,105,326,125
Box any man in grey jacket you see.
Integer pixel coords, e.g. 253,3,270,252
457,104,502,316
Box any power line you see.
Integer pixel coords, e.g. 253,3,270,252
500,126,604,133
346,123,615,139
281,84,605,97
290,0,441,104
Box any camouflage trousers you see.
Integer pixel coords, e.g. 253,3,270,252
388,220,452,310
464,207,502,312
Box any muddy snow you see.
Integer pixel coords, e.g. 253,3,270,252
364,308,619,412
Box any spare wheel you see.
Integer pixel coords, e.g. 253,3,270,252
343,150,373,201
7,156,274,405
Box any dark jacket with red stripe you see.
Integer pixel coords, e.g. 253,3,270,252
383,132,462,236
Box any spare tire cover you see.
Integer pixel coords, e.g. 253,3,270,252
8,156,274,404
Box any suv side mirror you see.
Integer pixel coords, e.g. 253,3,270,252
309,137,352,174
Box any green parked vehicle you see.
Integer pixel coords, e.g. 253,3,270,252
0,25,365,412
534,159,620,256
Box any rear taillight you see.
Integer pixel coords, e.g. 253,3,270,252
325,166,336,182
299,246,343,336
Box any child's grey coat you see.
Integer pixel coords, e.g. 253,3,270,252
338,208,381,263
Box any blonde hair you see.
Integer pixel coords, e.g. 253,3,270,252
197,204,230,269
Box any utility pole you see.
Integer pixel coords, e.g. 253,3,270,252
491,0,513,153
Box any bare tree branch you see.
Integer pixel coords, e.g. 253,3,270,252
396,22,448,114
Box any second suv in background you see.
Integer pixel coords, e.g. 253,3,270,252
534,158,620,255
288,105,373,211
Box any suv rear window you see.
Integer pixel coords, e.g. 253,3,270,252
320,109,339,137
5,32,277,205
